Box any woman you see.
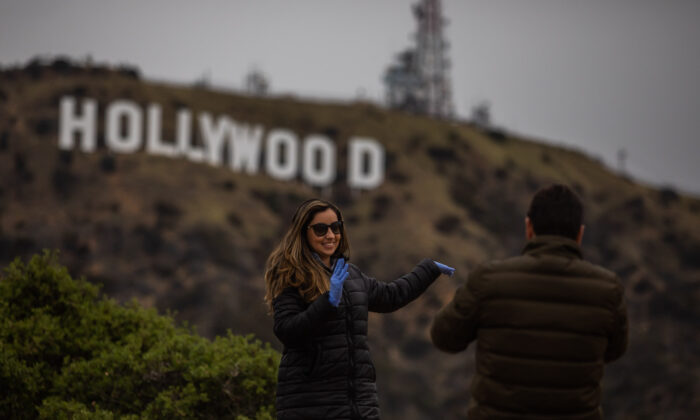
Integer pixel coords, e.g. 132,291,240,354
264,198,454,419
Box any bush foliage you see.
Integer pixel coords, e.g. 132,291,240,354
0,251,279,419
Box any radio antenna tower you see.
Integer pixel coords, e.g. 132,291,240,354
384,0,454,119
415,0,453,118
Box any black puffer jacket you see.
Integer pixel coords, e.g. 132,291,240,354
273,258,441,419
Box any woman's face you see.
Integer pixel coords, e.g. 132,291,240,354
306,208,341,266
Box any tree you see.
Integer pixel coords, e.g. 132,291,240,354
0,251,279,419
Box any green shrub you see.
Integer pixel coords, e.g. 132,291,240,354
0,251,279,419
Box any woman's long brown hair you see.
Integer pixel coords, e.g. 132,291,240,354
264,199,350,311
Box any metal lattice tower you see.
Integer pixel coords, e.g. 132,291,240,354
384,0,454,118
414,0,453,117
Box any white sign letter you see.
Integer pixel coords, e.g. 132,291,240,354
199,113,231,166
176,109,191,156
266,129,298,181
230,122,263,174
59,96,97,152
106,100,142,153
147,104,177,157
302,135,335,187
176,109,205,162
348,137,384,189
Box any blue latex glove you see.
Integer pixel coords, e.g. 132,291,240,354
328,258,349,307
434,261,455,277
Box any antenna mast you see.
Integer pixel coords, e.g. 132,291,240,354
384,0,454,118
415,0,453,118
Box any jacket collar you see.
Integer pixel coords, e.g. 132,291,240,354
522,235,583,260
311,253,338,273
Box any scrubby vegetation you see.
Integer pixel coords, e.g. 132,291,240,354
0,251,279,419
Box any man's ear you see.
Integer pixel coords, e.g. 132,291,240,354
525,217,536,240
576,225,585,244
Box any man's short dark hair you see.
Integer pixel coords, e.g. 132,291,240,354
527,184,583,240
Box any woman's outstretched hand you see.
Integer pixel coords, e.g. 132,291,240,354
329,258,349,307
434,261,456,277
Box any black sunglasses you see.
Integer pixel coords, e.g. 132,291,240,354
308,221,343,237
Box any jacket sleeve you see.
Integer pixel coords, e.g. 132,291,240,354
272,287,336,348
604,281,629,362
430,269,481,353
364,258,441,313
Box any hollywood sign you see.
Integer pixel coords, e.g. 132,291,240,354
58,96,385,189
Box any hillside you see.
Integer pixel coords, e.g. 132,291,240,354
1,59,698,419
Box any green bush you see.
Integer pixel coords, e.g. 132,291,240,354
0,251,279,419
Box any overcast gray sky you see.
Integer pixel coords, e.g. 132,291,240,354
1,0,699,195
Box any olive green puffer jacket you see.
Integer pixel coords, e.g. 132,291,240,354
431,236,628,420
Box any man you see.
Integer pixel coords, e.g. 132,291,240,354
431,184,628,420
